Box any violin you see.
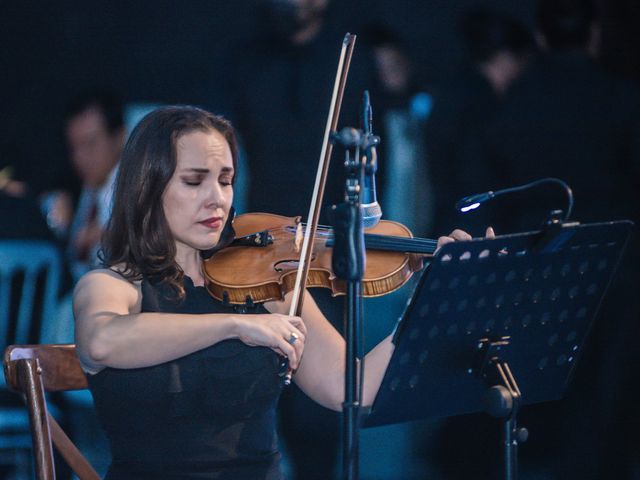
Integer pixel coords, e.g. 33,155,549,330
203,212,437,305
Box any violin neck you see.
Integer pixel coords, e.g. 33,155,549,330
326,233,437,255
365,233,437,255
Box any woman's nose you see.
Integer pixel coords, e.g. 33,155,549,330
204,182,224,208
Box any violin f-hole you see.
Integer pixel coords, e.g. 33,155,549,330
274,255,317,272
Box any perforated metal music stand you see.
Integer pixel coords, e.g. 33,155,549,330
363,220,633,479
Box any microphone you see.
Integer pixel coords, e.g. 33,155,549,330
455,177,574,221
360,90,382,229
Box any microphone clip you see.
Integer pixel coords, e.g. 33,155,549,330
330,127,380,177
330,127,379,151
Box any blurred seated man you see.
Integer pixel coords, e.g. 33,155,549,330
64,91,125,280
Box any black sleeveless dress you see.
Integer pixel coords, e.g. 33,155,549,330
88,277,286,479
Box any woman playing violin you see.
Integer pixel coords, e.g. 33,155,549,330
74,105,487,479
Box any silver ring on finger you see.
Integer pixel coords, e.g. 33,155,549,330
287,332,299,345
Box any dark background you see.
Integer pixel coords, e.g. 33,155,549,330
4,0,639,193
2,1,640,479
2,0,541,193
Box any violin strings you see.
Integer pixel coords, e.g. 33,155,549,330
285,225,436,244
261,225,437,253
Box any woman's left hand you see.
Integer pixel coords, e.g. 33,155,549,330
437,226,496,250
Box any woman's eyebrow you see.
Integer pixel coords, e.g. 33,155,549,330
178,167,234,174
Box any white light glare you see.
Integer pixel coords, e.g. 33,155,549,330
460,202,481,213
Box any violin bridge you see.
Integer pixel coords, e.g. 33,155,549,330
294,221,303,253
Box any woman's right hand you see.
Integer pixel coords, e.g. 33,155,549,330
235,314,306,369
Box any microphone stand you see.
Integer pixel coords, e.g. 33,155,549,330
330,126,377,480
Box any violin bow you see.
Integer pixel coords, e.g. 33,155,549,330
285,33,356,384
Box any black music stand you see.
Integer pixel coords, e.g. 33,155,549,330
363,220,633,479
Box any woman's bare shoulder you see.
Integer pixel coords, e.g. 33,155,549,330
74,267,141,299
73,267,144,317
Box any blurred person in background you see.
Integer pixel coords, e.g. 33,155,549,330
425,6,535,239
228,0,377,220
422,8,538,479
480,0,639,232
365,25,434,239
461,7,536,96
64,91,125,281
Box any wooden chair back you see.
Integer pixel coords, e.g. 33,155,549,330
3,344,99,480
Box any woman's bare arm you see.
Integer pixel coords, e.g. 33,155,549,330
74,269,306,371
267,291,393,411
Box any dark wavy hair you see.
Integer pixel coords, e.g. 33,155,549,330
100,105,238,297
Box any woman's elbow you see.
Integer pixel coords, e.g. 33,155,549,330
86,339,109,364
300,379,344,412
322,379,346,412
319,387,376,412
77,328,112,368
326,395,343,412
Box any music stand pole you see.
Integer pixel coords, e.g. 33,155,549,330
478,337,530,480
331,127,368,480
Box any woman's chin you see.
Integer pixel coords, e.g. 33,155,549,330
186,235,219,252
198,241,219,251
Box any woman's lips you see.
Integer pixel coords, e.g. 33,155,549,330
199,217,223,229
